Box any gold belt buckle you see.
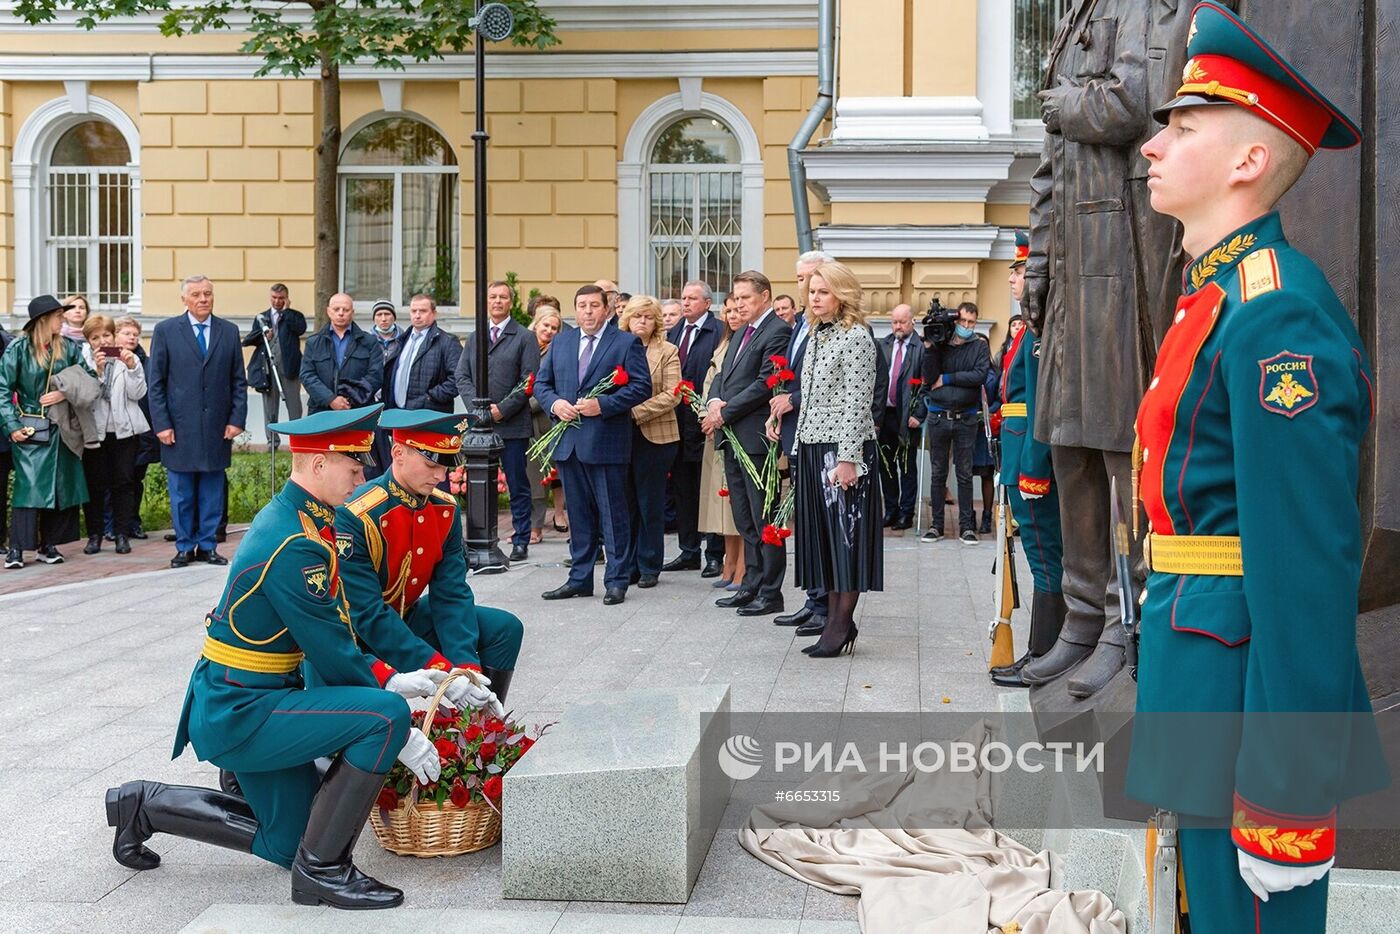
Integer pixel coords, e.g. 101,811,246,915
1143,533,1153,571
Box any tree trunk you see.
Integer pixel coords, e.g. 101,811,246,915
314,47,341,330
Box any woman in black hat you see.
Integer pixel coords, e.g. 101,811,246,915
0,295,95,569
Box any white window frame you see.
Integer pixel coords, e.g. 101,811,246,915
619,91,763,298
337,111,461,314
13,95,142,317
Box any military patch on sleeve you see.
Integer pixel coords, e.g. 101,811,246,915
303,563,331,598
334,533,354,559
1259,351,1318,417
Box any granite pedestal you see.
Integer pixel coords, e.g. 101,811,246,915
501,683,732,903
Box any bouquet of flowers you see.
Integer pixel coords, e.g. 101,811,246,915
371,676,554,857
761,484,796,547
760,355,796,515
673,379,764,489
527,365,630,471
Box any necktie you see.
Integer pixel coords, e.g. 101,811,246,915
195,323,208,358
395,331,420,407
888,338,904,406
578,333,596,384
490,325,500,346
737,324,756,355
678,323,695,368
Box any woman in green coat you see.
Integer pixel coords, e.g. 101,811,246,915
0,295,94,569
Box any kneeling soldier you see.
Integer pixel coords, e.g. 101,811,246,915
334,408,523,713
1126,4,1386,931
104,405,442,910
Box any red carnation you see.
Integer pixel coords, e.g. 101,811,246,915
435,737,459,761
483,775,503,801
761,524,784,547
909,377,923,387
525,372,536,396
769,355,789,369
674,379,695,398
778,527,792,540
611,365,630,386
778,368,795,383
479,740,499,762
765,373,782,390
376,787,399,811
718,488,729,498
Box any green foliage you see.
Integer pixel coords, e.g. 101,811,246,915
12,0,560,78
133,452,292,532
502,270,539,328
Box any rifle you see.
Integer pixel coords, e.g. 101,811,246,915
259,312,285,501
982,389,1019,671
1110,476,1139,680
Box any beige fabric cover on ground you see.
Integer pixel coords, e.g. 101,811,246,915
738,721,1126,934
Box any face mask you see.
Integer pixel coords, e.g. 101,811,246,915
955,325,975,340
374,323,396,335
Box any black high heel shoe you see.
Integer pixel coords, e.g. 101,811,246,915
805,627,858,658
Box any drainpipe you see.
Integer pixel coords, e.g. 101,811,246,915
788,0,835,254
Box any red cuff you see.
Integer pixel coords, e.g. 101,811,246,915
1019,475,1052,496
424,652,453,672
370,659,396,688
1231,792,1336,865
460,663,482,673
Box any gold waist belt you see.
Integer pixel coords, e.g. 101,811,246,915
202,636,304,674
1000,403,1028,418
1146,533,1243,577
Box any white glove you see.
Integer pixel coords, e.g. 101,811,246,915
1237,850,1332,902
385,670,436,698
396,730,441,784
446,673,504,719
1020,490,1044,501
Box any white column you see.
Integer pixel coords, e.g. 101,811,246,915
616,162,644,292
978,0,1014,138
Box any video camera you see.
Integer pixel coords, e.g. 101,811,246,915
920,297,959,384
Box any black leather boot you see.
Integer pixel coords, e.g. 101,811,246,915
1020,635,1095,685
481,666,514,704
105,781,257,870
84,534,102,555
1028,591,1068,656
1066,622,1128,698
290,757,403,910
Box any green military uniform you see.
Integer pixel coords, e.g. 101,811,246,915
108,405,418,911
330,409,523,692
992,232,1066,685
1124,6,1387,931
0,332,92,510
174,476,410,865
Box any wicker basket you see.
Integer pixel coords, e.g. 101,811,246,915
369,670,504,857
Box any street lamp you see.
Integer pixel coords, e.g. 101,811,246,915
461,0,514,573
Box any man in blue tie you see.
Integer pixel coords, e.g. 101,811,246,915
148,275,247,569
535,284,651,605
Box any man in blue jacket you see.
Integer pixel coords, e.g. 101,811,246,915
535,284,651,605
300,293,383,415
148,275,247,568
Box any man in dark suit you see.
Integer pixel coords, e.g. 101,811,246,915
535,284,651,605
661,279,724,575
703,270,792,617
878,304,924,529
456,280,539,561
242,283,306,449
299,293,383,415
148,275,247,568
371,293,461,479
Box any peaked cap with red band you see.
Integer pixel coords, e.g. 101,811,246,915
1009,229,1029,269
1153,1,1360,155
380,408,469,464
269,403,381,466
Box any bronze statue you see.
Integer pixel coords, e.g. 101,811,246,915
1021,0,1204,698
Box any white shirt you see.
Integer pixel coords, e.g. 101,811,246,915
186,311,212,347
394,327,428,407
887,334,911,392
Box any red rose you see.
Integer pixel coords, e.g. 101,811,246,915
435,737,459,761
769,355,789,369
479,741,498,761
465,723,483,742
483,775,503,800
450,780,470,808
376,787,399,811
485,717,507,734
611,365,630,386
525,372,536,396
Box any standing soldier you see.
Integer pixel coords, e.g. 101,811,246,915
1125,4,1385,930
336,408,523,710
104,405,442,910
989,232,1066,687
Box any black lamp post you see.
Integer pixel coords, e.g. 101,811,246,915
461,0,515,573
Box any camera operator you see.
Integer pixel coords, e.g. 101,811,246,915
918,301,989,544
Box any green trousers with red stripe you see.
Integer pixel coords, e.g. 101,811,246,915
211,686,409,867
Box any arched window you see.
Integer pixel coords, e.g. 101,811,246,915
339,116,460,308
647,116,743,302
45,119,134,312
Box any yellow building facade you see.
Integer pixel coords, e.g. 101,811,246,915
0,0,1051,345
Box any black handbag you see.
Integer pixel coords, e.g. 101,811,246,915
17,413,53,444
